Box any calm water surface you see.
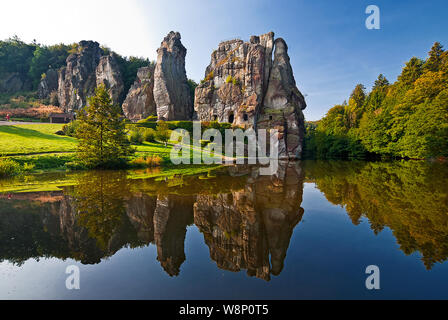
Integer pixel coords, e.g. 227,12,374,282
1,160,447,299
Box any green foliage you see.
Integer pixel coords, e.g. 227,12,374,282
306,41,448,160
143,128,156,142
306,160,448,269
187,79,198,106
0,158,22,177
129,127,144,145
62,120,79,137
0,36,36,81
115,55,153,102
28,44,71,88
155,120,171,146
76,84,135,168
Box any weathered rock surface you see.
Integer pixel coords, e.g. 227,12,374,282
58,41,103,112
95,53,124,104
195,32,275,128
195,32,307,159
153,32,193,120
257,38,306,159
37,69,58,99
122,65,156,121
0,72,31,93
57,41,124,112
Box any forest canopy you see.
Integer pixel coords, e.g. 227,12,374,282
0,36,151,93
304,42,448,160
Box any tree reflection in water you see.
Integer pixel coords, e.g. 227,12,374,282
0,160,447,278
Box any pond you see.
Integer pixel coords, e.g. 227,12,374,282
0,160,447,299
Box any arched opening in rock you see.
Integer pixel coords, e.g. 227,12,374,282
228,113,234,123
243,113,248,121
213,115,218,121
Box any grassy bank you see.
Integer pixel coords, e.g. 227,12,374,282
0,122,225,179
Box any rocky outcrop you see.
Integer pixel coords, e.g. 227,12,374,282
37,69,58,99
257,39,306,159
57,41,124,112
95,53,124,104
58,41,103,112
153,32,193,120
195,32,275,128
122,65,156,121
0,72,31,93
195,32,307,159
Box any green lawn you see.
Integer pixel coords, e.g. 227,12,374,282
0,123,224,176
0,124,77,155
0,123,176,157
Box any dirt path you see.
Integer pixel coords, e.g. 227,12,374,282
0,121,41,126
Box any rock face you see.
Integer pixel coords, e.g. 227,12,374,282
37,69,58,99
0,72,31,93
122,65,156,121
95,53,125,104
195,32,274,128
257,38,306,159
153,32,193,120
195,32,306,159
58,41,103,112
57,41,124,112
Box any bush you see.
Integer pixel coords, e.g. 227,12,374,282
0,158,22,178
62,120,79,137
143,128,156,142
130,155,163,168
129,128,144,144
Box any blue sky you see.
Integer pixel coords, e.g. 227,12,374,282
1,0,447,120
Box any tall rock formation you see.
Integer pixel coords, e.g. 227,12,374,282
58,41,103,112
257,38,306,159
194,32,307,159
37,69,58,99
95,53,125,104
0,72,31,94
195,32,274,128
57,41,124,113
122,65,156,121
153,32,193,120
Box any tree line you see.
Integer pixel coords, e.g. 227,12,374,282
0,35,151,95
304,42,448,160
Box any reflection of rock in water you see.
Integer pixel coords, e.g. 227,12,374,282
0,164,304,278
195,161,304,280
125,194,157,244
154,195,194,276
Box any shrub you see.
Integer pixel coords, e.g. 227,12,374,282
129,128,144,144
62,120,79,137
137,115,158,123
0,158,22,178
130,155,163,168
143,128,156,142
